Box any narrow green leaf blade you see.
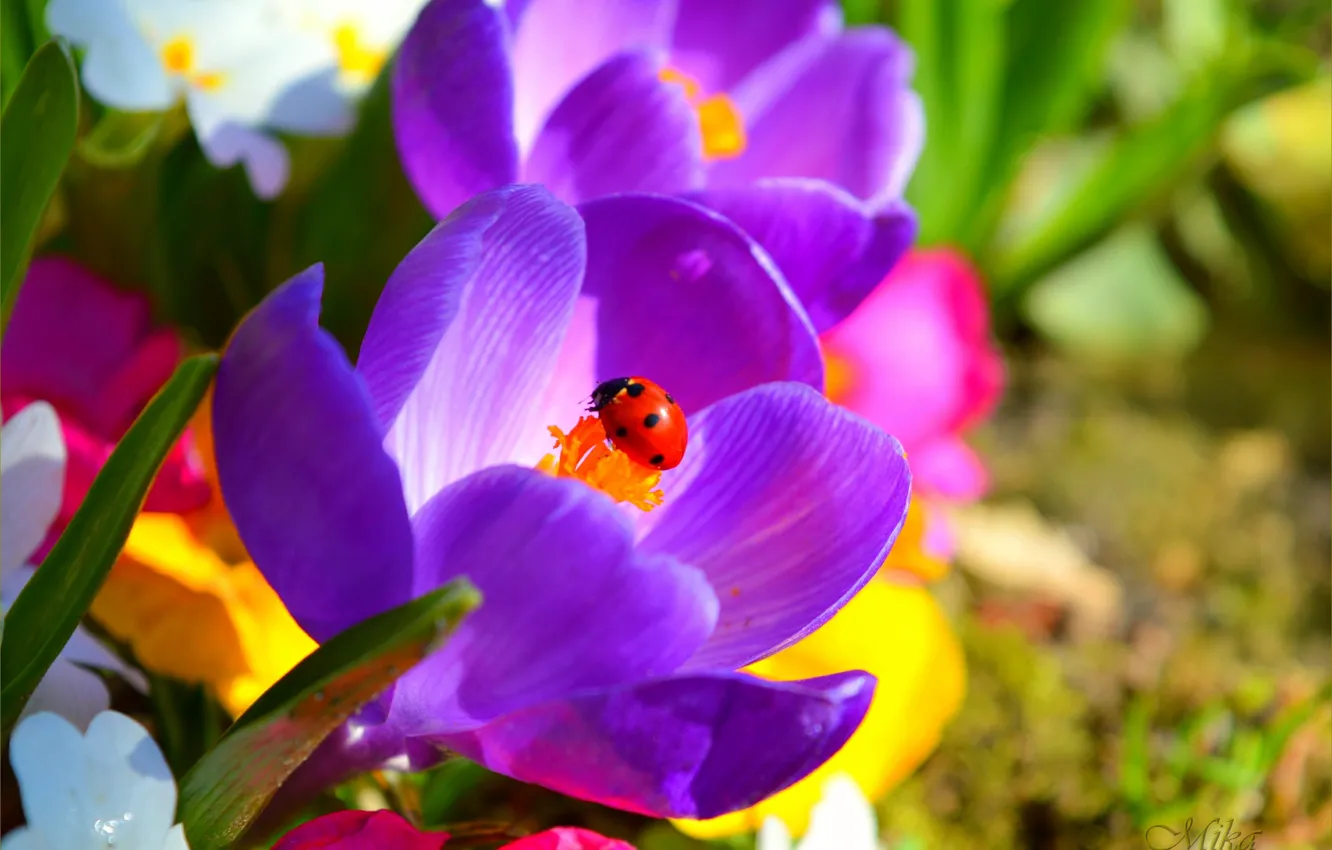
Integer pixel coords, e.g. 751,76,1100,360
177,580,482,850
993,78,1238,292
0,354,218,735
0,39,79,325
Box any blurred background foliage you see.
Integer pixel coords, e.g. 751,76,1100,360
3,0,1328,847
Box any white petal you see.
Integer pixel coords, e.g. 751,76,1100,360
10,712,92,850
61,627,149,693
189,97,291,199
1,402,66,574
20,659,112,733
83,711,178,849
81,36,176,111
0,826,51,850
799,775,879,850
758,816,794,850
47,0,133,46
160,824,190,850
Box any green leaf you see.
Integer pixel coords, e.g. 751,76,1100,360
993,77,1238,291
0,354,218,736
77,109,168,169
962,0,1129,249
1021,226,1208,363
291,69,433,355
0,38,79,328
177,580,482,850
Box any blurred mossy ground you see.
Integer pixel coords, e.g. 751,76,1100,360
875,334,1331,849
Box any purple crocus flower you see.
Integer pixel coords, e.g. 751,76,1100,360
214,185,911,818
392,0,921,332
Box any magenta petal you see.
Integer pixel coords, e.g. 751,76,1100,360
715,28,923,203
273,810,447,850
388,465,716,734
392,0,519,218
819,248,1004,451
214,266,415,641
574,193,822,415
2,257,175,433
670,0,841,92
436,670,875,819
509,0,677,150
524,51,704,204
637,382,911,670
689,179,916,333
356,185,585,513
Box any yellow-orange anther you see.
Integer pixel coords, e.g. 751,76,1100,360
658,67,748,161
537,416,664,511
333,22,387,83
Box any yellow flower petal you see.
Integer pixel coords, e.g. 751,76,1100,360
883,496,951,582
673,578,965,839
93,513,315,717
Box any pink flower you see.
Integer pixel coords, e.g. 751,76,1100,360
1,257,210,543
820,248,1003,503
273,810,633,850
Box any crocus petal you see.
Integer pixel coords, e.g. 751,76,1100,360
389,465,716,734
689,180,916,333
637,383,910,670
679,579,965,838
1,402,65,572
509,0,677,151
437,670,875,819
274,809,448,850
214,266,415,641
574,193,822,417
669,0,841,93
505,828,635,850
819,249,1004,451
393,0,519,218
715,29,922,203
356,185,586,513
524,50,703,204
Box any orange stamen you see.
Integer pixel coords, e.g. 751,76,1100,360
658,67,747,161
161,37,195,74
537,416,664,511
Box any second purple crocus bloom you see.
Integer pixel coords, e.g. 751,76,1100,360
392,0,920,332
214,185,911,819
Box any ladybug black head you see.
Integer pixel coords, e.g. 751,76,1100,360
588,377,632,411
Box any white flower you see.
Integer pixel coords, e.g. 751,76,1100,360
4,711,188,850
758,775,882,850
46,0,350,199
1,402,146,731
278,0,430,95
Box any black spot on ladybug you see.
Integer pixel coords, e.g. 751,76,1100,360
665,393,675,405
626,382,645,398
649,453,665,467
643,413,661,428
615,426,628,437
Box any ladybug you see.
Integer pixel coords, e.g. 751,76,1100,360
588,376,688,470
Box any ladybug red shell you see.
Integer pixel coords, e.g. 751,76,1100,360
588,376,688,470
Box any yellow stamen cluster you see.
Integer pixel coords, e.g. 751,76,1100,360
159,36,226,91
658,68,748,161
333,23,387,83
537,416,664,511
